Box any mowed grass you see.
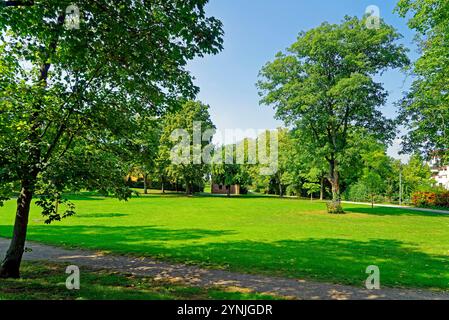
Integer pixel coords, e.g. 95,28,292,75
0,261,279,300
1,193,449,290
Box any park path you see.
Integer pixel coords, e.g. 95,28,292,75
342,201,449,215
1,238,449,300
0,238,449,300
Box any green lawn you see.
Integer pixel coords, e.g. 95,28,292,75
0,261,279,300
1,192,449,291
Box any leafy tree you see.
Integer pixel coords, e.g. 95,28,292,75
272,128,296,197
257,16,409,212
361,170,385,208
291,130,329,199
303,168,322,201
396,0,449,157
154,144,172,194
129,117,162,194
402,154,432,196
0,1,223,278
160,100,215,195
211,146,241,197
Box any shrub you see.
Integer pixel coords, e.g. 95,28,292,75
412,191,449,209
326,201,345,214
286,185,300,197
347,182,369,202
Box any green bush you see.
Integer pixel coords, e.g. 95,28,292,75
286,185,300,197
326,201,345,214
347,182,369,202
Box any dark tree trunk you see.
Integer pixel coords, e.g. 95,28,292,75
226,185,231,198
320,177,324,201
0,13,64,278
143,173,148,194
161,177,165,194
279,183,283,197
0,185,34,278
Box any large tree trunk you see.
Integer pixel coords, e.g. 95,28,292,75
0,185,34,278
327,158,344,214
185,181,191,195
320,177,324,201
143,173,148,194
329,158,340,202
226,185,231,198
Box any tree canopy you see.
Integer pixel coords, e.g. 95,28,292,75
396,0,449,157
257,16,409,210
0,0,223,278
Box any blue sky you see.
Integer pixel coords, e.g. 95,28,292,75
187,0,417,161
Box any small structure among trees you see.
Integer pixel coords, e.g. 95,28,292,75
211,183,241,195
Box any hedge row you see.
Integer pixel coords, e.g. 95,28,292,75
412,191,449,209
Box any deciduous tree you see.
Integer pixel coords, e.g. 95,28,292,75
257,16,409,212
396,0,449,157
0,0,223,277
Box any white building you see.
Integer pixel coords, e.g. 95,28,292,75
429,156,449,190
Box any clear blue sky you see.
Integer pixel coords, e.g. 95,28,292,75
187,0,417,161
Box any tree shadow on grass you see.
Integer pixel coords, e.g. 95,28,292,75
0,225,237,247
344,206,449,218
61,194,106,201
74,213,129,219
169,238,449,290
1,224,448,290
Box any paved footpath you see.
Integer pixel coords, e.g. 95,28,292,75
342,201,449,215
1,238,449,300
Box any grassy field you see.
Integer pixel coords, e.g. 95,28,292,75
0,261,278,300
1,192,449,290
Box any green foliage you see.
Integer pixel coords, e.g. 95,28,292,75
160,100,215,194
0,1,223,220
285,184,301,197
326,201,344,214
211,147,240,189
303,182,320,197
257,16,409,203
347,181,370,202
396,0,449,155
402,154,433,193
302,167,322,199
35,195,75,224
211,143,252,195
